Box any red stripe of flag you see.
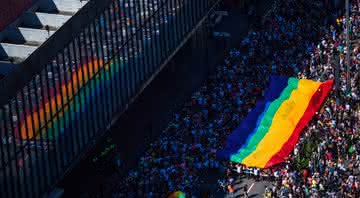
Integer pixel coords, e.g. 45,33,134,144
264,79,334,168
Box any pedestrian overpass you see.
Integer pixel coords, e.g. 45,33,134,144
0,0,222,197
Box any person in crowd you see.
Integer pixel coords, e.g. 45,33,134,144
243,183,248,198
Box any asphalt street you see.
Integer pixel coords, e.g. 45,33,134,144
223,176,273,198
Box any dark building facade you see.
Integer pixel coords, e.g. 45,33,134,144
0,0,221,197
0,0,34,31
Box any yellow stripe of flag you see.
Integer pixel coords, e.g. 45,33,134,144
241,79,322,167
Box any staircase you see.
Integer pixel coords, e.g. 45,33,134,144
0,0,88,64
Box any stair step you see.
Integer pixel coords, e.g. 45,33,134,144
0,43,37,60
18,27,55,44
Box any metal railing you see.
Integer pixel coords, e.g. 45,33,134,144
0,0,220,197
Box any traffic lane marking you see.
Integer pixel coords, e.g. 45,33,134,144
247,182,255,193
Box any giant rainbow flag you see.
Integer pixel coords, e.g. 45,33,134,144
217,76,333,168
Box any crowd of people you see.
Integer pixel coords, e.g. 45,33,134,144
111,0,360,197
224,0,360,197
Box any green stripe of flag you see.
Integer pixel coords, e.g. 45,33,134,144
230,78,299,163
